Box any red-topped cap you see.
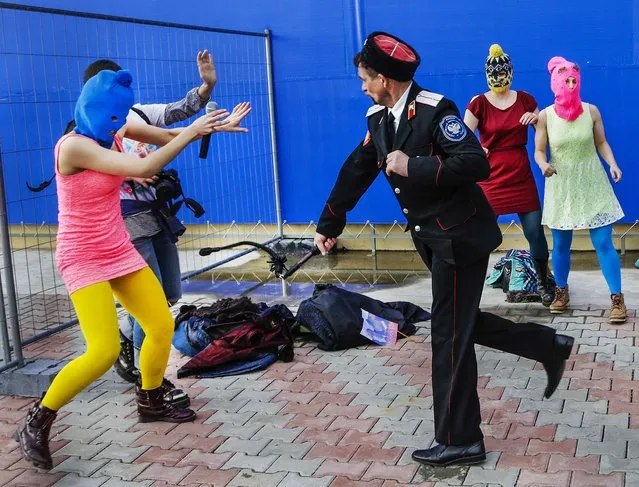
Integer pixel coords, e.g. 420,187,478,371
359,31,420,81
372,34,418,62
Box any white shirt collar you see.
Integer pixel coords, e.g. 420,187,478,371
388,82,413,131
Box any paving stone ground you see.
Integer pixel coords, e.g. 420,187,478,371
1,264,638,487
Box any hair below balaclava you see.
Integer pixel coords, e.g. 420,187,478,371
548,56,583,121
485,44,512,93
74,70,134,148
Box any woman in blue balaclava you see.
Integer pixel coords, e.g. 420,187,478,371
13,69,251,470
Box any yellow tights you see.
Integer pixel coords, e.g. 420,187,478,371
41,267,174,411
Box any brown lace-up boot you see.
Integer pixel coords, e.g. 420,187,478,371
550,286,569,314
14,400,57,470
609,293,627,324
136,381,196,423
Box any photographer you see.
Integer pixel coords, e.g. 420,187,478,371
82,51,218,407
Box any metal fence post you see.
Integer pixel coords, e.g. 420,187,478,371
0,270,11,364
369,223,377,255
0,145,24,365
265,29,284,239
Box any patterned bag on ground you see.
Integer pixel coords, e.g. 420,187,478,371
486,249,555,303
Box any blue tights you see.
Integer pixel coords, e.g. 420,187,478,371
551,224,621,293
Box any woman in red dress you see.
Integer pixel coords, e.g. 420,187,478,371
464,44,554,306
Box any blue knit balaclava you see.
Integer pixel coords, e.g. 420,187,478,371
74,69,134,148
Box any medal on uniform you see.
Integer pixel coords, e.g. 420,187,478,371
363,130,372,146
407,100,416,120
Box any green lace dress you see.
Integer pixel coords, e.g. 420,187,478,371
542,103,623,230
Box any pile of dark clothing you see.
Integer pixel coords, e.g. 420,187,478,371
172,286,430,378
295,284,430,350
173,297,295,378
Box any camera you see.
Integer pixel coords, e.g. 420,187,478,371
152,169,206,220
153,169,183,204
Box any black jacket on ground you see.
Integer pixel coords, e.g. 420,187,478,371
296,284,429,351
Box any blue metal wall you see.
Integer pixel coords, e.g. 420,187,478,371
4,0,638,225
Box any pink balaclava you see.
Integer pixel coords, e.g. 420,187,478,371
548,56,583,121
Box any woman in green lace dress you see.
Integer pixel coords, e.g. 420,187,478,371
534,56,626,323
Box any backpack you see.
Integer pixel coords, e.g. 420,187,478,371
486,249,554,303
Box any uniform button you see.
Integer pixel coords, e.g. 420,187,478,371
414,225,421,232
403,208,408,214
394,187,400,194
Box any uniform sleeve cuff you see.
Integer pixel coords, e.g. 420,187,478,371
407,155,442,187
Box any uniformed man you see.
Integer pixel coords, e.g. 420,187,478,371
314,31,575,467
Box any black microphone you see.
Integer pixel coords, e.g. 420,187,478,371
198,101,218,159
199,247,215,256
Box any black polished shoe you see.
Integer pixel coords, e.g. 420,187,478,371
411,440,486,467
543,334,574,399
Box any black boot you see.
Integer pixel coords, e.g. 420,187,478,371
161,378,190,409
533,258,555,307
115,333,189,408
113,330,139,383
14,400,57,470
136,381,196,423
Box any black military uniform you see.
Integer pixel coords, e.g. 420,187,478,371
316,31,573,466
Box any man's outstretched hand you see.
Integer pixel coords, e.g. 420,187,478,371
314,232,337,256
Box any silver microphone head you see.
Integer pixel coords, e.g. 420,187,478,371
205,101,218,113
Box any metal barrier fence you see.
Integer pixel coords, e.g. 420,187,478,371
1,3,638,372
0,2,281,364
275,219,639,256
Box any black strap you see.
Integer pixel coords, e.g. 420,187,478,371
27,119,77,192
169,197,205,218
130,106,152,125
26,174,55,192
63,119,76,135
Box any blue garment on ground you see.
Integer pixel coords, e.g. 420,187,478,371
172,319,210,357
195,352,277,378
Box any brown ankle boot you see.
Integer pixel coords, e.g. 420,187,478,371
550,286,569,314
609,293,627,324
136,382,196,423
14,400,57,470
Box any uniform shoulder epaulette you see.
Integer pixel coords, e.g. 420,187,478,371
416,90,444,107
366,104,385,117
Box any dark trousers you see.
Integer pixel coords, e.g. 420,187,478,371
414,239,557,445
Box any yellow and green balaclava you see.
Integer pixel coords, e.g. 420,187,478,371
485,44,513,93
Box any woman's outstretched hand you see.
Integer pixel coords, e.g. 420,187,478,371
216,102,252,133
188,108,230,139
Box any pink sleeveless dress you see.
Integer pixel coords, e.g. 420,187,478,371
54,133,147,294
